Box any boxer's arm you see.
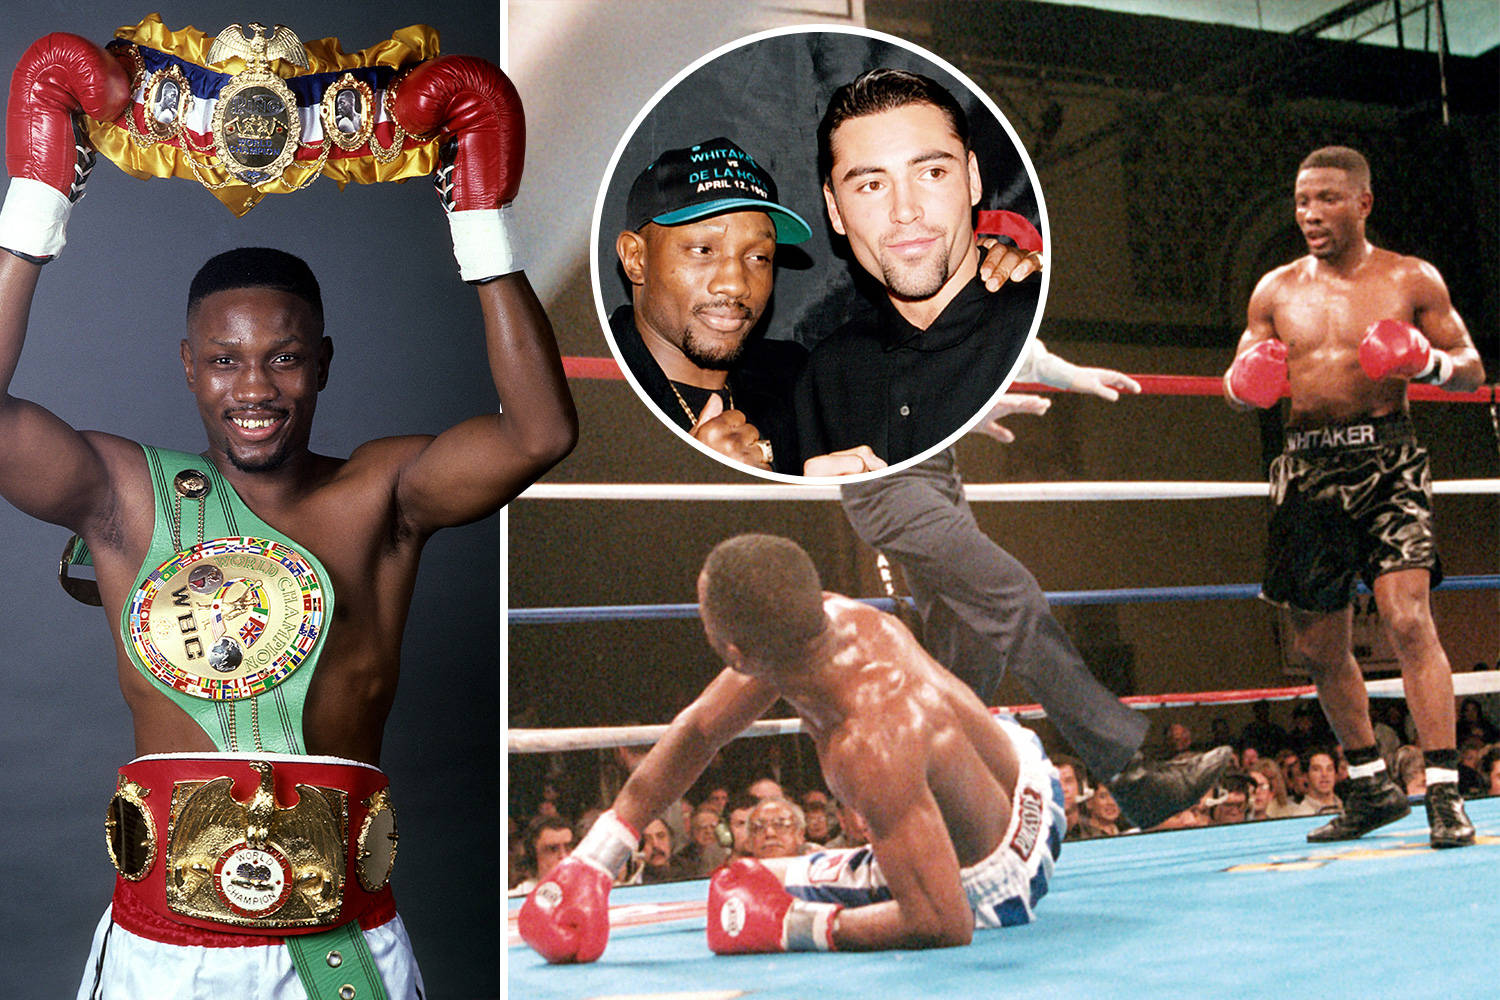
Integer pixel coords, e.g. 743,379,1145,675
1408,259,1484,392
823,738,971,950
613,668,779,833
0,255,115,530
393,274,576,533
388,57,577,533
0,37,130,530
1223,272,1285,411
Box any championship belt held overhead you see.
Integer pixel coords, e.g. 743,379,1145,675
85,15,466,215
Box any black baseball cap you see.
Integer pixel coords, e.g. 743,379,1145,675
625,136,812,245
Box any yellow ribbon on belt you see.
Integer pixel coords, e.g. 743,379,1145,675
88,14,443,216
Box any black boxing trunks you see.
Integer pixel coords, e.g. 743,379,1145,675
1262,413,1442,613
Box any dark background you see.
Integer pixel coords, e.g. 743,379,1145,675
0,3,501,996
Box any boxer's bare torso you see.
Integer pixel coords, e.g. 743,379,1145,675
1232,164,1480,423
1245,246,1468,424
0,258,575,765
777,596,1018,871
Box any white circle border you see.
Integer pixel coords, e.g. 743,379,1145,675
588,23,1052,486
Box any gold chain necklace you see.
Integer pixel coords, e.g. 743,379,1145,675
669,381,733,430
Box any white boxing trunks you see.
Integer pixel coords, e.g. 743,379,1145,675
780,715,1064,929
77,907,425,1000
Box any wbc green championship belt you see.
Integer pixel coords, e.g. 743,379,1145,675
119,447,333,753
86,14,443,216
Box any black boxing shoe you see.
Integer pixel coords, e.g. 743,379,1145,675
1424,782,1476,849
1108,746,1234,830
1306,772,1409,843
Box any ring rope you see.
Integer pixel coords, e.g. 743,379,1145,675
519,478,1499,502
507,672,1500,754
510,575,1500,625
561,355,1499,406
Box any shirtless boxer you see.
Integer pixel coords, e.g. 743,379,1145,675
1222,145,1485,848
0,36,574,997
520,534,1063,959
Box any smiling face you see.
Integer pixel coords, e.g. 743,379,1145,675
181,286,330,474
823,102,981,321
1293,166,1371,261
618,212,775,385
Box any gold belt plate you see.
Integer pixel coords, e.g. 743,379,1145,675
166,761,348,928
126,536,326,701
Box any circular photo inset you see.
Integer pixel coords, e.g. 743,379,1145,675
592,25,1049,483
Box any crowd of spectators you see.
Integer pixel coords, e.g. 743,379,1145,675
508,694,1500,891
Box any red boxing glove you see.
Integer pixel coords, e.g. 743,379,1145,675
0,33,129,260
707,859,841,955
517,855,615,964
1224,339,1288,409
517,808,636,963
1359,319,1452,385
393,55,525,280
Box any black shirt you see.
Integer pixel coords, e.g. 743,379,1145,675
608,304,805,473
794,275,1039,465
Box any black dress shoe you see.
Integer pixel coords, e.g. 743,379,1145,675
1424,782,1476,849
1307,772,1409,842
1109,746,1234,830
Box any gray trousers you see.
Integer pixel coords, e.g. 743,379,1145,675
840,449,1146,781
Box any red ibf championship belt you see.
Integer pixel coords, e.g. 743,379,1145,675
106,754,399,935
88,14,446,215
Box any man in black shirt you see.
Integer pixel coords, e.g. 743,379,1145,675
796,69,1039,471
609,136,811,474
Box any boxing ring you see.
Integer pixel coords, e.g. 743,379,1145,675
507,362,1499,997
506,799,1500,999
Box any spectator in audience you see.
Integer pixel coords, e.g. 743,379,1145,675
1240,701,1289,756
1251,759,1299,819
1054,754,1086,838
1457,737,1488,798
642,816,699,884
674,805,731,877
803,800,835,844
1277,748,1308,802
724,792,759,859
1372,703,1404,761
1479,745,1500,798
1240,746,1262,771
700,784,730,816
1458,698,1499,745
509,815,575,896
1077,783,1134,839
1392,744,1426,797
1165,723,1195,759
1246,767,1273,821
825,798,871,849
747,776,785,800
1207,774,1253,825
1298,749,1341,815
1287,703,1330,754
747,796,809,859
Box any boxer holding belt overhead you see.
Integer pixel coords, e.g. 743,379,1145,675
0,30,574,999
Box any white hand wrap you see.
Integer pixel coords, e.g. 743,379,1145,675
783,899,840,951
447,203,522,282
1415,349,1454,386
0,177,73,260
573,809,639,880
1017,339,1079,389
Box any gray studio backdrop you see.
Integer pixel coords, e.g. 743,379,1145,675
595,28,1041,357
0,3,501,996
